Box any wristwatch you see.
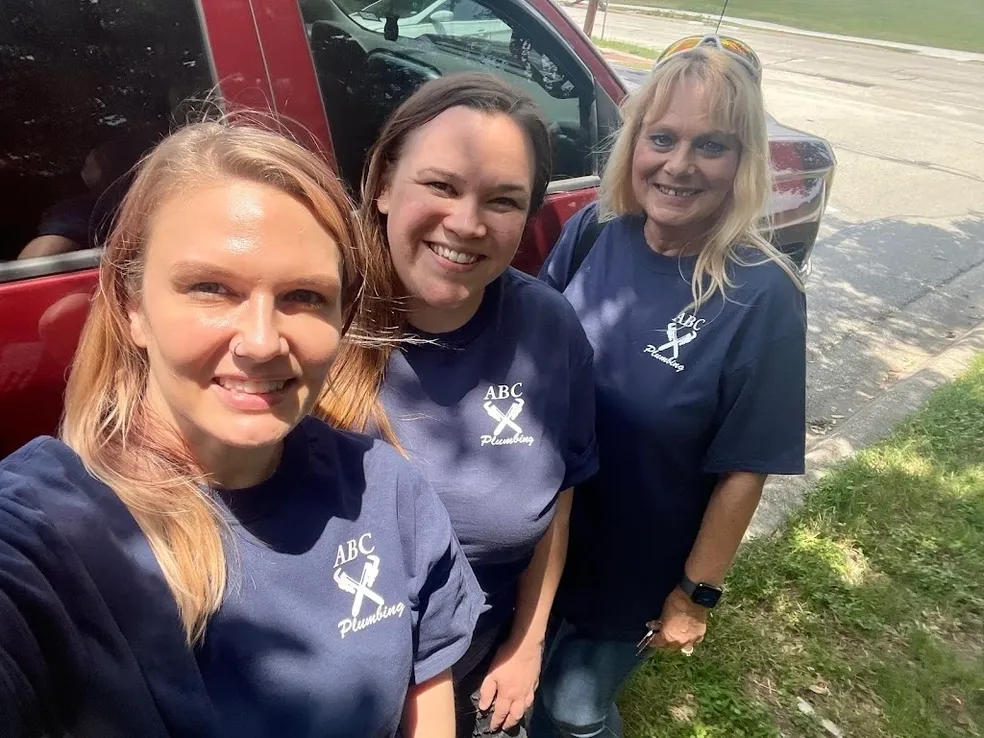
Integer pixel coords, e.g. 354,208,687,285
679,574,723,609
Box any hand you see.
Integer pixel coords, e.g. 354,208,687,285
478,638,542,732
650,587,708,654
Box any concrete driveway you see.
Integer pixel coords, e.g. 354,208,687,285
565,3,984,449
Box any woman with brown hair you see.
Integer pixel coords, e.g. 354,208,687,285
0,119,481,737
318,72,598,737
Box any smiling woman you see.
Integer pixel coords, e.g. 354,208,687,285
318,73,599,738
0,119,482,738
532,37,808,738
129,178,345,482
375,105,538,333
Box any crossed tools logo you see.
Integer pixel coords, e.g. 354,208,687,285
481,382,535,447
643,310,705,373
332,533,405,639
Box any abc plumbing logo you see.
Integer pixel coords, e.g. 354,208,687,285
481,383,535,447
332,533,405,639
644,311,705,373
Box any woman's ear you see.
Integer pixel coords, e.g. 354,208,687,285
376,184,392,216
128,300,149,349
376,163,395,215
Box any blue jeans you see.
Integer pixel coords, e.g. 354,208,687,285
529,620,649,738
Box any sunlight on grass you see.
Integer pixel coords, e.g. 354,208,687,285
619,356,984,737
789,529,874,587
946,464,984,499
862,444,935,478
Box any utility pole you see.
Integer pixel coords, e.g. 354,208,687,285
582,0,600,38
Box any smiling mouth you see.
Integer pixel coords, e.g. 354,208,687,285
655,184,701,198
428,242,483,265
214,378,294,394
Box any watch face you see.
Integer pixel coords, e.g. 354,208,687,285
693,584,722,608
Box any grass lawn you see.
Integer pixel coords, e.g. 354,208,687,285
609,0,984,53
620,354,984,737
592,37,660,60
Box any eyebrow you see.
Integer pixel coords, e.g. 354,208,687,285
418,167,531,195
644,124,735,139
169,260,341,294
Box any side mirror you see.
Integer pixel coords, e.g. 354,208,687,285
430,9,454,24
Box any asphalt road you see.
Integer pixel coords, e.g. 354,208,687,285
567,4,984,443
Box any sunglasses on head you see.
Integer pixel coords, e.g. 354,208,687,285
655,34,762,84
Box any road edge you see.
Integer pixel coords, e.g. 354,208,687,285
747,317,984,539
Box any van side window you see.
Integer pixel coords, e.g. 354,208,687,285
299,0,596,193
0,0,213,276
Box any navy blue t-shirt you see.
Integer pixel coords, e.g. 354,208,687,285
379,268,599,636
540,204,807,639
0,417,481,737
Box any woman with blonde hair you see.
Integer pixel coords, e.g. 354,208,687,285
0,119,480,737
319,72,598,737
531,36,807,737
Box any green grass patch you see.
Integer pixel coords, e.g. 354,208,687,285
592,36,661,60
620,354,984,737
610,0,984,53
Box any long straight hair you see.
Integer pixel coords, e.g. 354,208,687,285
316,72,552,443
598,46,802,308
60,120,366,643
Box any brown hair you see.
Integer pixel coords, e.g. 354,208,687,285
60,118,366,643
316,72,552,443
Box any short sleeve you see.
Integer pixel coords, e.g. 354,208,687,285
702,290,807,476
36,196,94,244
399,470,482,685
538,202,599,292
561,322,599,490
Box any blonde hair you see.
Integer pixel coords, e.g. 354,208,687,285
60,119,366,643
598,46,801,308
316,73,552,443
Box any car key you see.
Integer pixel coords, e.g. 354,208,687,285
635,622,660,656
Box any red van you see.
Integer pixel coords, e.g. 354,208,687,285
0,0,835,457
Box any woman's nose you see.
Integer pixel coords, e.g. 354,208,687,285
662,145,695,177
444,197,488,240
231,295,288,362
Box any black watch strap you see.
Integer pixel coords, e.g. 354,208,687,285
680,574,723,609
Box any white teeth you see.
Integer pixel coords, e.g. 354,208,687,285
217,378,287,394
656,184,698,198
430,243,479,265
